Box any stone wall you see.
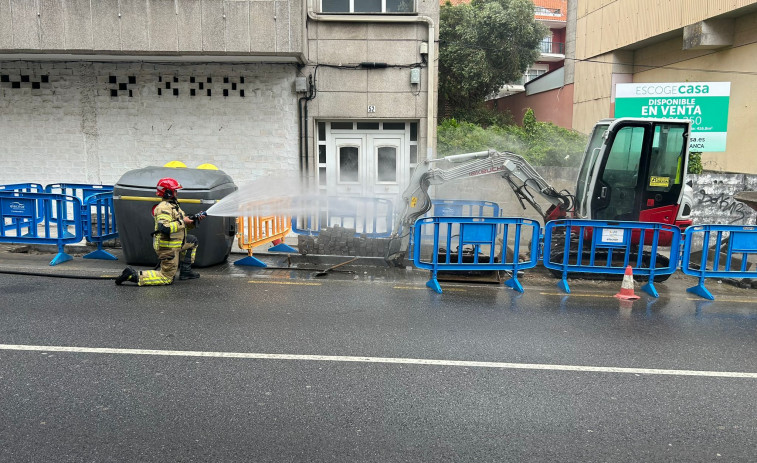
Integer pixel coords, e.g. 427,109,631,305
690,173,757,226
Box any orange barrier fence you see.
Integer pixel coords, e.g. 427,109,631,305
235,214,297,267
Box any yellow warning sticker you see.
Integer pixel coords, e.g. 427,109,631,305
410,197,418,208
650,176,670,188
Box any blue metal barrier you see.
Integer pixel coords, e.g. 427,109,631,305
681,225,757,300
0,192,84,265
82,192,118,260
45,183,114,201
45,184,114,239
291,196,394,237
431,199,500,219
413,216,540,294
543,219,681,297
0,183,45,194
410,199,502,251
0,183,46,228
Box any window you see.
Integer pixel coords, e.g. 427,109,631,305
318,124,328,187
357,122,380,130
594,125,646,221
409,122,418,174
604,126,644,188
523,68,547,83
321,0,414,13
376,146,397,182
648,124,686,192
575,123,608,216
331,122,354,130
534,6,561,17
539,36,564,54
339,146,360,183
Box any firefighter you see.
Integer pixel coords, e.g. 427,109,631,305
115,177,206,286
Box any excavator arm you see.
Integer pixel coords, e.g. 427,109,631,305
385,149,574,265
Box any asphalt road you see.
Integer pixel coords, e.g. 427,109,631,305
1,271,756,462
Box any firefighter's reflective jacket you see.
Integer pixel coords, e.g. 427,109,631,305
153,200,195,249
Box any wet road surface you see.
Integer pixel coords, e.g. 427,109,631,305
1,264,756,462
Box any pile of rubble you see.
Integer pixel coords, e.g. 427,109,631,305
297,226,391,257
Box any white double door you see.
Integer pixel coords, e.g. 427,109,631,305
327,134,406,200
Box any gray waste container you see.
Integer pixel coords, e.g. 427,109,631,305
114,166,237,267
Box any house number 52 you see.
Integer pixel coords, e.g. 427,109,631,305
367,105,376,113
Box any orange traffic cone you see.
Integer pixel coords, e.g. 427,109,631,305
614,265,640,300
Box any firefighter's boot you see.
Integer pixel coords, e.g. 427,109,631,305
115,267,139,285
179,258,200,280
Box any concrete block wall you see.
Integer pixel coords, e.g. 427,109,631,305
690,173,757,226
0,60,300,186
0,0,304,57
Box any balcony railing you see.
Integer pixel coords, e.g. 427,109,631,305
539,41,565,54
535,7,561,17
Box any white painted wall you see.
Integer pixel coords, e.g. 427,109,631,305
0,60,300,187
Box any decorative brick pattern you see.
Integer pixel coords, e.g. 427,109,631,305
157,75,246,98
0,72,51,92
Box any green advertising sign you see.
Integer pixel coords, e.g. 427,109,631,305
614,82,731,152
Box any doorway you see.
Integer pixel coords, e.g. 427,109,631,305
316,121,418,201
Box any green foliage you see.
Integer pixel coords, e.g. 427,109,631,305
437,119,521,157
688,152,703,174
447,103,514,128
437,113,588,168
439,0,546,115
521,108,537,140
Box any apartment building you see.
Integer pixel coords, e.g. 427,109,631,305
487,0,572,128
573,0,757,174
0,0,439,197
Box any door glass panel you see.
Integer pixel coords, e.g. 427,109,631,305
595,126,645,220
339,146,359,183
575,123,607,216
647,124,686,192
357,122,380,130
604,126,644,187
383,122,405,130
377,146,397,182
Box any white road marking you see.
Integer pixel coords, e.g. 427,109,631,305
1,344,755,378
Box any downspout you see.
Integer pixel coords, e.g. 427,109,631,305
306,0,436,160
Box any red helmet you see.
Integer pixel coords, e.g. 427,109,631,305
156,177,183,197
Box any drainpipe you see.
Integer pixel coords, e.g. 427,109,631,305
306,0,436,161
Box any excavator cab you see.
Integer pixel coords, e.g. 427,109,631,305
574,118,693,229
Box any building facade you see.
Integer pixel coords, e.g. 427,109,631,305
0,0,439,198
487,0,572,128
573,0,757,174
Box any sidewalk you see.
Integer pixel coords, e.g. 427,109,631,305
0,242,754,301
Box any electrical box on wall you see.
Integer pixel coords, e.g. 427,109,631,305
410,68,421,85
295,77,308,93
